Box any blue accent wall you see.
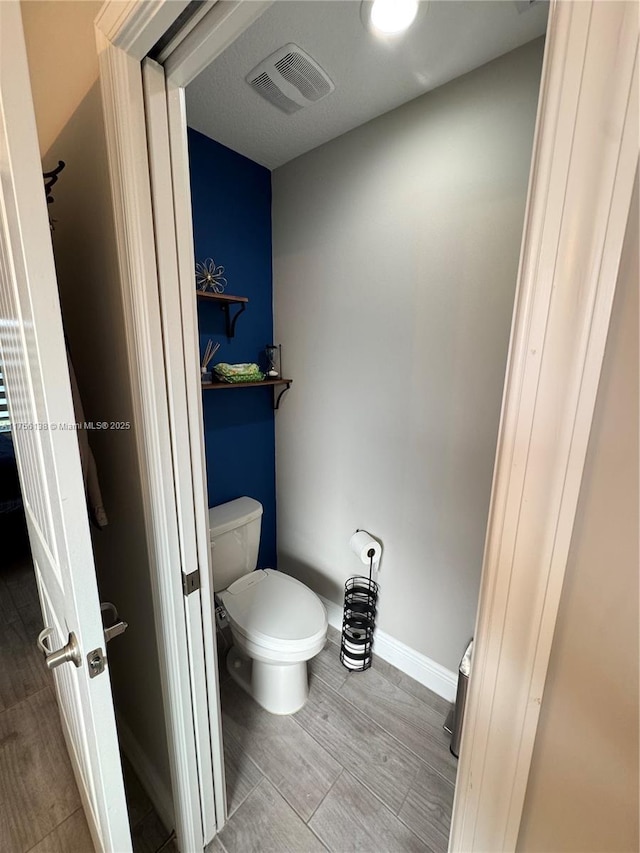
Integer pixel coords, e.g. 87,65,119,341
188,128,276,569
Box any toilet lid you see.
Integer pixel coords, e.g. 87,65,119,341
219,569,327,649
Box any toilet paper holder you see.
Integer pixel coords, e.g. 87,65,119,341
340,548,379,672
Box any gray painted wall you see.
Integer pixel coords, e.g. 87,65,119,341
273,38,545,672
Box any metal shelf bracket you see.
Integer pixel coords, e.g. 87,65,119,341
221,301,247,340
274,381,291,411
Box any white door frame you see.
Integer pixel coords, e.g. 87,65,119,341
94,4,209,852
95,1,639,850
141,53,221,845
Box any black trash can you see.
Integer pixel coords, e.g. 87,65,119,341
447,639,473,758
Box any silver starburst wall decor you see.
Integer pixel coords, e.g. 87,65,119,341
195,258,228,293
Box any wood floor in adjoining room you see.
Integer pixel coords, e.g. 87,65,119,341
0,552,94,853
212,627,456,853
0,550,174,853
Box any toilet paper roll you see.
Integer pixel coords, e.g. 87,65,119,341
349,530,382,566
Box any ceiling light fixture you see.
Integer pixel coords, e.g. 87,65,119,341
367,0,419,35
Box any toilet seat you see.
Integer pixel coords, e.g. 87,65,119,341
219,569,327,655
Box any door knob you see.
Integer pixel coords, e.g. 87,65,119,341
37,628,82,669
100,602,128,644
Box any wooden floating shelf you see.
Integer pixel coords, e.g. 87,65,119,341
196,291,248,304
202,377,291,390
202,378,292,410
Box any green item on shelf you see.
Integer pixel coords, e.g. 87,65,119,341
213,362,265,383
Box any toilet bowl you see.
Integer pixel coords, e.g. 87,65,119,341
209,498,327,714
219,569,327,714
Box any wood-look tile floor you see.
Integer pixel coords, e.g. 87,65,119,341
2,542,455,853
0,551,93,853
212,627,456,853
0,548,174,853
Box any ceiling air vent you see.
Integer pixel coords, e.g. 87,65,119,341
246,44,335,114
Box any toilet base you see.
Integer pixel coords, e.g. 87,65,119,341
227,645,309,715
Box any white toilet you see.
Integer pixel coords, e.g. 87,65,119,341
209,496,328,715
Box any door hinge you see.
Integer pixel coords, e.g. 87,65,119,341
182,569,200,596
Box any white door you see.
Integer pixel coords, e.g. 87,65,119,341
0,4,131,851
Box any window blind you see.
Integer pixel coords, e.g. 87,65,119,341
0,365,11,431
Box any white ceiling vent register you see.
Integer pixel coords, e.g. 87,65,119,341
246,44,335,114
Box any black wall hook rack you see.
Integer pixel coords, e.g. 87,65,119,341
43,161,65,205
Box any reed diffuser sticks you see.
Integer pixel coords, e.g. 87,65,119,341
201,339,220,381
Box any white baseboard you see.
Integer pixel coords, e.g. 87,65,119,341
116,713,175,833
319,595,458,703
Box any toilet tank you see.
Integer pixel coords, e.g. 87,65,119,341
208,497,263,592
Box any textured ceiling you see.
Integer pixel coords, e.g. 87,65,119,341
186,0,548,170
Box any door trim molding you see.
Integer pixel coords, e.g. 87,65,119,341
451,2,638,848
95,0,191,59
142,56,219,842
164,72,229,835
94,26,204,853
95,1,639,850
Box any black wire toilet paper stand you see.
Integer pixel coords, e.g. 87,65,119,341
340,550,379,672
